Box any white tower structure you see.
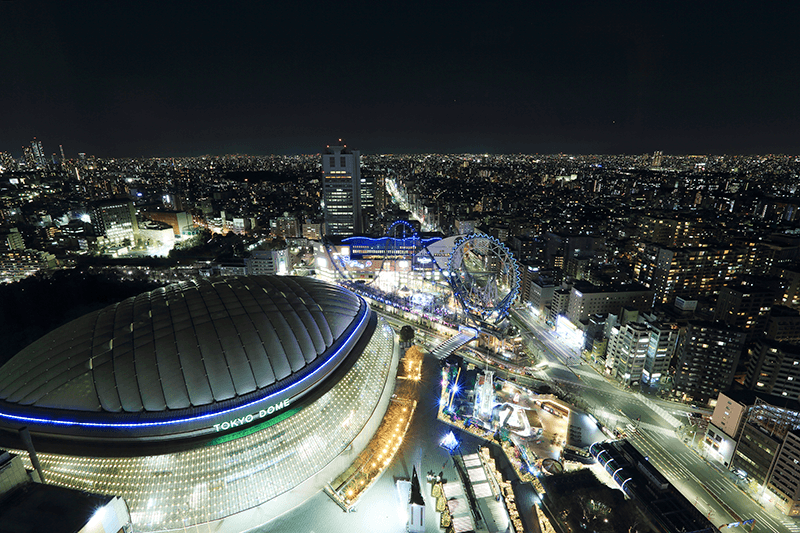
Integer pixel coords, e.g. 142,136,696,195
408,466,425,533
477,370,495,419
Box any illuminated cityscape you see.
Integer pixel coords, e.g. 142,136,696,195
1,145,800,532
2,2,800,533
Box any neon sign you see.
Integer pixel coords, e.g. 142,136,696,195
213,399,292,432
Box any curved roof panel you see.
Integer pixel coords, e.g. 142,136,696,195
0,276,363,415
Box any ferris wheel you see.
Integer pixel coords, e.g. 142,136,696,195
447,233,520,323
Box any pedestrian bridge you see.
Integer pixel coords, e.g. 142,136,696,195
430,328,479,360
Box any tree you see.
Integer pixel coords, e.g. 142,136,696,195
399,325,415,343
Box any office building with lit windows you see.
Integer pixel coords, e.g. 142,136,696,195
713,278,783,340
603,312,678,388
30,138,47,169
745,340,800,399
322,142,362,236
91,198,139,245
0,276,398,532
673,320,746,404
705,390,800,516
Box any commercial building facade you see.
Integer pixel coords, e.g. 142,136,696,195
604,313,679,387
771,430,800,515
322,143,362,236
713,279,782,340
745,340,800,399
704,390,800,515
565,281,654,325
91,199,138,245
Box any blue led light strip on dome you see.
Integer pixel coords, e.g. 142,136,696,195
0,299,371,430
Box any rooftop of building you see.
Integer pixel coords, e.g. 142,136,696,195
722,388,800,413
0,276,366,424
572,280,652,294
137,218,173,230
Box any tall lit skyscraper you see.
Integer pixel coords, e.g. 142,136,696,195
322,141,361,236
651,150,663,168
30,138,46,169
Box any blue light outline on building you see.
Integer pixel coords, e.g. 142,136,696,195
0,299,371,430
342,235,441,248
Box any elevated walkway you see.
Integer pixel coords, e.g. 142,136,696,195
430,331,479,360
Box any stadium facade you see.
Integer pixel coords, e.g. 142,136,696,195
0,276,398,532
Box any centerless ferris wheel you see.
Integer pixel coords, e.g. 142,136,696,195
447,233,520,325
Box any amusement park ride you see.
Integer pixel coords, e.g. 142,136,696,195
322,220,521,344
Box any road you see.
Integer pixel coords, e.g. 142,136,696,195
365,305,799,533
510,306,799,533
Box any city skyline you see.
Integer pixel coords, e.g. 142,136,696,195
3,2,800,157
4,2,800,531
1,134,800,531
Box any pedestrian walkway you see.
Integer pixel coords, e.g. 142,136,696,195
637,394,682,428
324,344,421,511
430,331,478,359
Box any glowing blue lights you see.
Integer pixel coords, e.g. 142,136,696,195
446,232,520,323
0,300,371,432
440,431,460,452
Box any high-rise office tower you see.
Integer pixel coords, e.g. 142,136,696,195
651,150,663,168
30,138,46,169
59,144,66,163
22,146,34,168
322,142,362,236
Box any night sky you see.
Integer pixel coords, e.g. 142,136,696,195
2,2,799,157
